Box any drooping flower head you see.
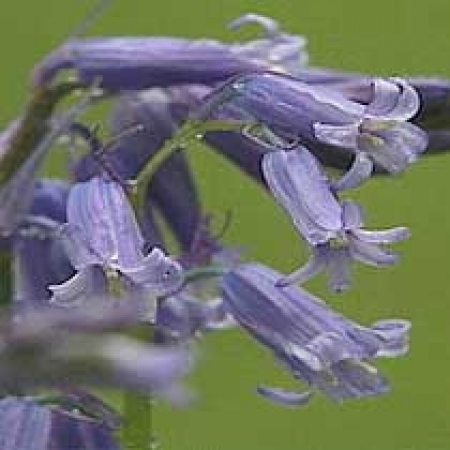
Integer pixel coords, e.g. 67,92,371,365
33,14,308,91
50,176,183,312
221,263,410,406
261,146,409,291
205,72,428,174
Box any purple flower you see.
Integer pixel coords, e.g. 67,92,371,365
292,67,450,128
13,180,74,308
313,77,428,174
221,263,410,405
262,146,343,245
49,177,183,310
261,147,409,291
278,200,410,292
0,396,119,450
209,72,427,174
0,397,52,450
32,37,261,91
32,13,308,92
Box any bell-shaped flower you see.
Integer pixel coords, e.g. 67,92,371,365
262,146,409,291
313,77,428,173
49,176,183,309
221,263,410,405
209,72,427,174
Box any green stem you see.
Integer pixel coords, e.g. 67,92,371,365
122,393,156,450
121,325,157,450
0,81,81,187
132,118,245,213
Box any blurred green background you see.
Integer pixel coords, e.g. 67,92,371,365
2,0,450,449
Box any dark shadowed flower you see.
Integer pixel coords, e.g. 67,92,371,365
221,263,410,405
49,176,183,312
207,72,427,174
13,179,74,308
0,396,120,450
261,146,408,291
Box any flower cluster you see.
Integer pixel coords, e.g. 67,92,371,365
0,9,449,449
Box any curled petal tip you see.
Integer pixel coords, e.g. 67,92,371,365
257,386,313,407
366,78,420,121
228,14,280,37
371,319,411,357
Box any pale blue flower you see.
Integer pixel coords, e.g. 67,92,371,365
221,263,410,405
49,177,183,311
261,146,409,291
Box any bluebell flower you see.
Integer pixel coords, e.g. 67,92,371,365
49,176,183,312
208,72,427,174
313,77,427,174
261,147,409,291
0,396,120,450
221,263,410,405
291,68,450,159
33,13,308,92
292,68,450,128
32,37,261,91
